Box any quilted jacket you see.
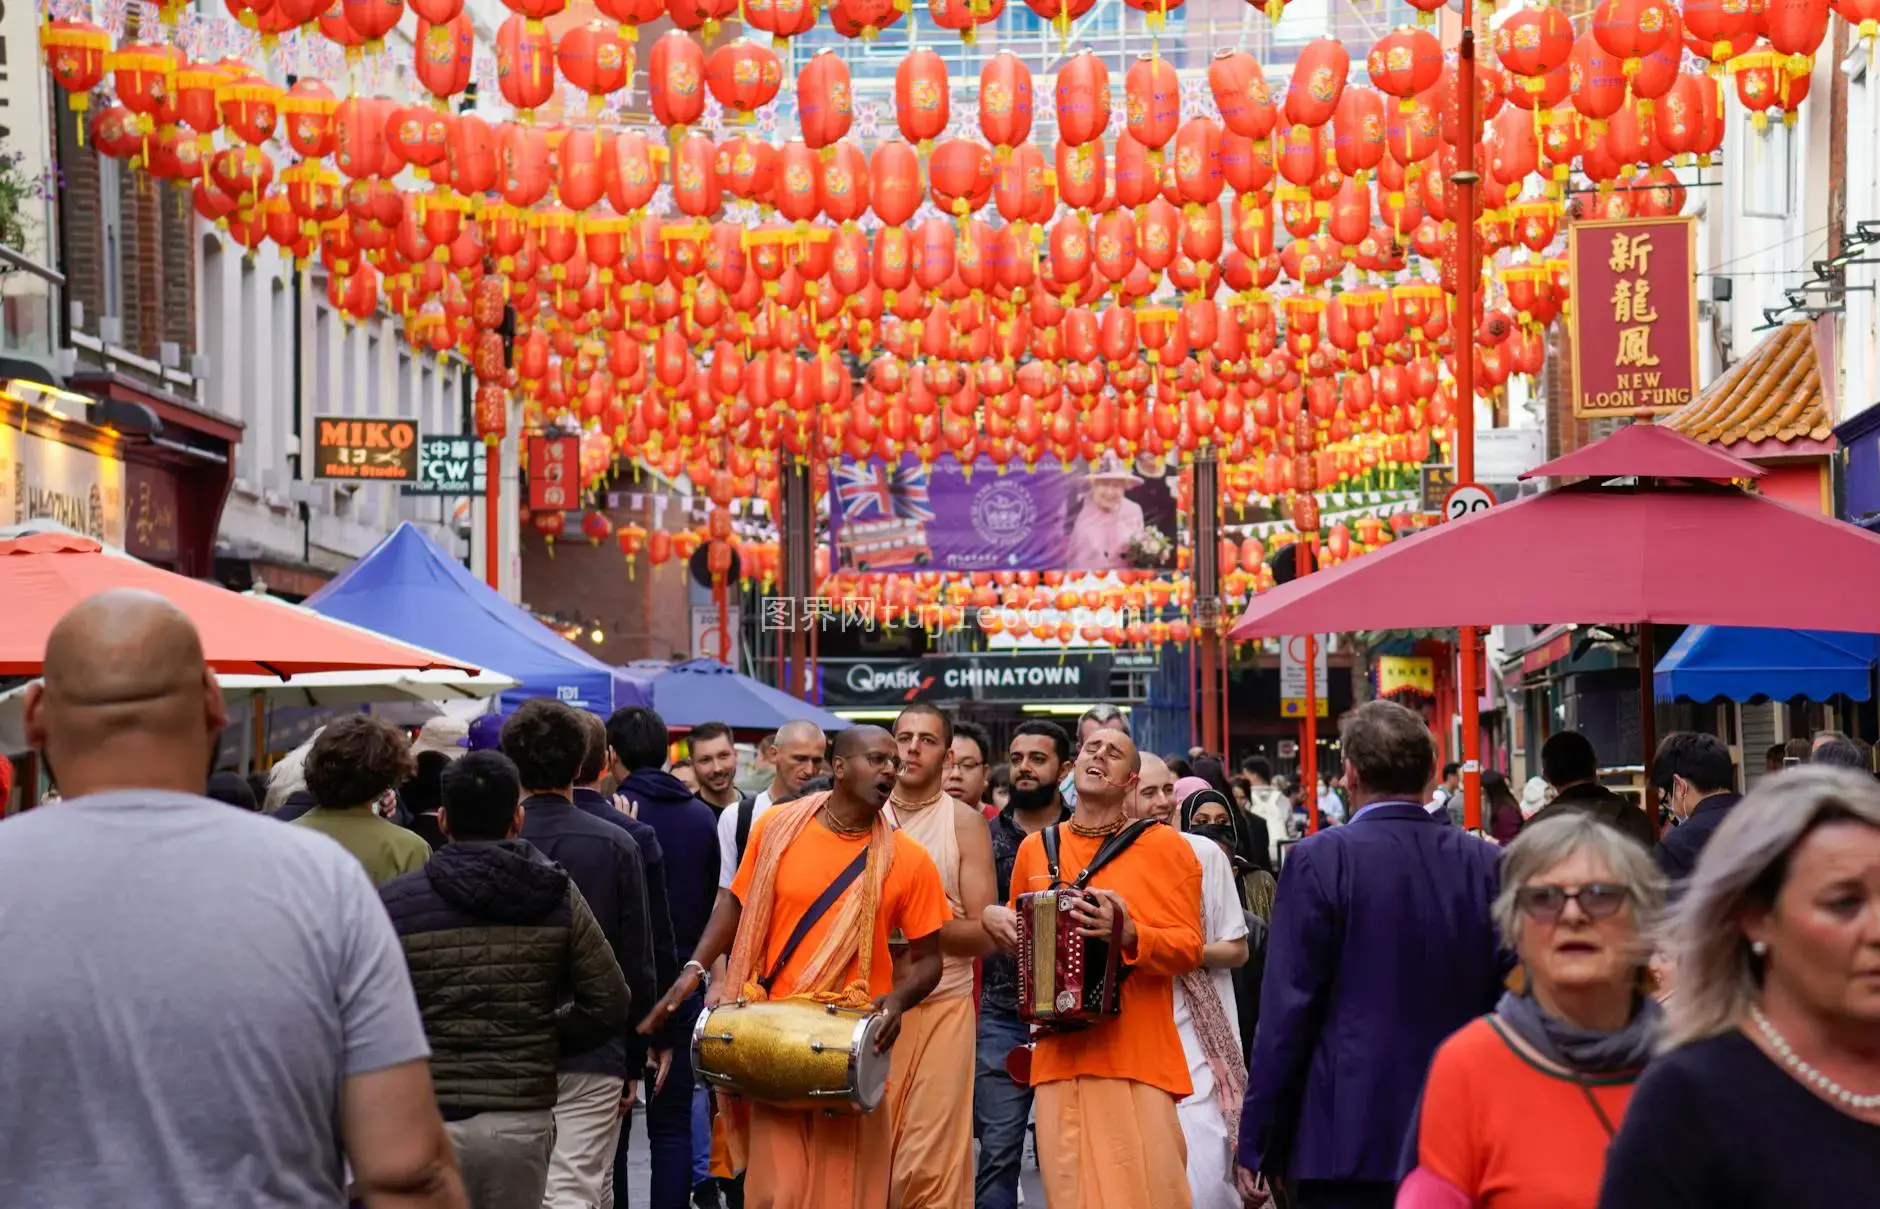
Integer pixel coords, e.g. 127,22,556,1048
380,838,630,1117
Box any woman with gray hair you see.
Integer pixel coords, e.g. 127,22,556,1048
1599,767,1880,1207
1398,814,1666,1208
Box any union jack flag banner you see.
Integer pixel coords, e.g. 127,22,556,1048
836,461,936,523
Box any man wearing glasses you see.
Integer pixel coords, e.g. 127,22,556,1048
944,720,994,817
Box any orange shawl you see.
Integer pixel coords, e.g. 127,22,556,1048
723,791,896,1010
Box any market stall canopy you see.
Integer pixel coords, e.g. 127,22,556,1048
638,658,850,734
1521,422,1766,483
306,523,650,714
217,591,517,705
1229,476,1880,641
1654,627,1880,704
0,533,479,677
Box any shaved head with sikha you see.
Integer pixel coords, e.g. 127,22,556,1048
25,590,228,799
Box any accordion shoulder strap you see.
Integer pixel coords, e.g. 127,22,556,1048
1042,824,1063,885
1069,819,1158,890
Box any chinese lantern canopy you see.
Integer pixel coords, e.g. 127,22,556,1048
40,20,110,127
557,20,632,115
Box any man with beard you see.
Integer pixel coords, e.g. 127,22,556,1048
943,720,993,817
973,720,1075,1209
688,722,743,816
988,727,1204,1209
636,726,948,1209
883,704,997,1209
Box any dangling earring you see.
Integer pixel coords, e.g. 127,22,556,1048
1751,940,1769,958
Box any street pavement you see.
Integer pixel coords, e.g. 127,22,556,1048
615,1108,1046,1205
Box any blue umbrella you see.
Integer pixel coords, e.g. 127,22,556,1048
644,658,850,733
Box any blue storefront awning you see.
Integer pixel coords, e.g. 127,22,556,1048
1654,626,1880,703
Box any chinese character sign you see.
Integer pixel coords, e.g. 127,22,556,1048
1568,216,1698,418
527,435,580,512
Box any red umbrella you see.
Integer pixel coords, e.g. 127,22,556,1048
0,534,479,677
1229,480,1880,640
1519,420,1766,483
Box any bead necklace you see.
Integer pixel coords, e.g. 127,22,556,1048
1069,814,1125,838
1750,1005,1880,1111
819,805,873,837
890,787,944,813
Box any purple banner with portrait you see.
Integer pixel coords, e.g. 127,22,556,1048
828,454,1179,574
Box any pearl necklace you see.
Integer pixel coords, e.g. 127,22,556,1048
1749,1005,1880,1111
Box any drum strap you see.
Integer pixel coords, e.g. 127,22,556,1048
1042,819,1159,889
758,849,871,992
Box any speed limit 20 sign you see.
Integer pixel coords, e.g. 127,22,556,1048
1442,483,1496,523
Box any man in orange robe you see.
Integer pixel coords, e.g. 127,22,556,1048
883,704,997,1209
986,726,1205,1209
639,725,951,1209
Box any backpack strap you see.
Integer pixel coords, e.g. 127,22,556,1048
735,794,756,863
757,848,870,993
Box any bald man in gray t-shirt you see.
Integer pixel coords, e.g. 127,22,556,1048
0,790,438,1207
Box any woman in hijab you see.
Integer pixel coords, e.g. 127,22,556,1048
1398,813,1666,1208
1181,785,1270,1067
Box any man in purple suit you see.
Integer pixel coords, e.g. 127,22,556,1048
1236,701,1506,1209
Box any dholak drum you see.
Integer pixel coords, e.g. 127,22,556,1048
691,999,890,1114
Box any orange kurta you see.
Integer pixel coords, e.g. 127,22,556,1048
728,813,952,1209
729,815,950,999
1008,822,1205,1097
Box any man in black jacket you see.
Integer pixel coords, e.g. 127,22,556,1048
381,750,630,1209
503,698,657,1209
606,705,724,1209
1651,731,1741,887
1529,729,1657,850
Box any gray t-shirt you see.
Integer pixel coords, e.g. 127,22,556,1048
0,790,430,1207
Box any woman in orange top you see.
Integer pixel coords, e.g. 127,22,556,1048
1398,814,1668,1209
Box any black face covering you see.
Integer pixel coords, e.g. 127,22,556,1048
1008,780,1060,812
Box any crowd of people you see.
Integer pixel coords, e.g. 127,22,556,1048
2,588,1879,1209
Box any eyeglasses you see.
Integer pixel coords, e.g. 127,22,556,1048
953,759,985,772
1515,883,1630,922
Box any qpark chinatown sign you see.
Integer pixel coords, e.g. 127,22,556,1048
311,416,420,482
1567,216,1699,419
821,653,1116,708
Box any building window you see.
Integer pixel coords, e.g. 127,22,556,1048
1741,116,1794,220
98,154,124,331
1273,0,1328,44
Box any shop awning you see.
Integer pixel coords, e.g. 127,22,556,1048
1654,627,1880,703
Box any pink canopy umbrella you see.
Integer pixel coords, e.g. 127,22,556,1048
1518,420,1767,483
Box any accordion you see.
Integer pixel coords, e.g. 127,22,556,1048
1014,820,1156,1029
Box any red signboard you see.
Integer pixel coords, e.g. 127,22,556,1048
1568,216,1698,419
527,435,580,512
125,463,181,564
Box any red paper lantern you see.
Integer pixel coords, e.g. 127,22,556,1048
415,14,475,102
1208,50,1275,139
979,52,1034,153
40,20,110,119
1283,38,1348,128
1125,53,1180,153
1368,26,1443,99
1054,50,1110,146
798,49,853,149
557,20,632,113
895,48,950,146
649,30,706,135
706,38,782,115
496,15,555,114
